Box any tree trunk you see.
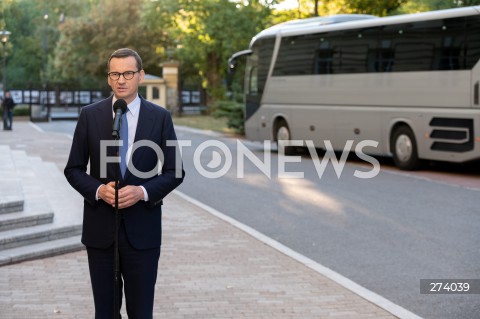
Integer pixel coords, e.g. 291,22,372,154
206,51,223,108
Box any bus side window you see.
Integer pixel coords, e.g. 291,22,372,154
463,15,479,70
436,36,461,70
339,44,369,73
432,18,466,70
376,40,394,72
314,41,334,74
395,42,434,72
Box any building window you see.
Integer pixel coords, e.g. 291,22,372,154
153,87,160,99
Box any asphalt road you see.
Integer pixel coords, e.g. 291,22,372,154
39,121,480,319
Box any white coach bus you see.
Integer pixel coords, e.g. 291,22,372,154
228,6,480,170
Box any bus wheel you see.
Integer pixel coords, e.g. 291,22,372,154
275,120,295,155
391,126,421,170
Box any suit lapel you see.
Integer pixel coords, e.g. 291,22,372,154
94,96,118,178
125,99,155,179
134,99,155,144
95,96,114,144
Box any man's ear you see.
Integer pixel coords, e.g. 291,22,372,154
138,69,145,84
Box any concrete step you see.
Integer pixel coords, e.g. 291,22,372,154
0,146,25,215
0,178,24,215
0,149,56,234
0,211,54,232
0,223,82,251
0,146,84,265
0,198,24,215
9,150,82,227
0,235,84,266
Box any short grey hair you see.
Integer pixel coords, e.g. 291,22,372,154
108,48,143,71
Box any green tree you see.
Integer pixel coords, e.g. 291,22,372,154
343,0,408,16
0,0,89,89
144,0,277,107
52,0,160,88
1,1,41,89
275,0,407,18
460,0,480,5
395,0,480,13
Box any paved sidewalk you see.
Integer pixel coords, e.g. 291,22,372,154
0,121,402,318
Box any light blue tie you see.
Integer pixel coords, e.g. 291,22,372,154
119,110,128,178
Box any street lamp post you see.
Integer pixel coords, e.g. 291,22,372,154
42,14,50,120
0,30,11,96
42,13,48,83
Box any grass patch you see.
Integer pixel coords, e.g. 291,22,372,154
1,104,30,116
14,105,30,116
173,115,239,134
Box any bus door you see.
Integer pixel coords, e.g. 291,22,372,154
466,14,480,107
244,37,276,141
473,61,480,107
244,57,261,141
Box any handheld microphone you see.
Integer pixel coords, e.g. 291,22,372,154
112,99,127,139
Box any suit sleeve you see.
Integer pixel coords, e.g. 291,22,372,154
142,111,185,207
64,108,102,206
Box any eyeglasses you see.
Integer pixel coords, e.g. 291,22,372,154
108,70,139,81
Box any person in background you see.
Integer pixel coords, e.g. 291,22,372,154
2,91,15,130
64,48,184,319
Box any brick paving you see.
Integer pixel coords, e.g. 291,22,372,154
0,121,400,318
0,193,396,318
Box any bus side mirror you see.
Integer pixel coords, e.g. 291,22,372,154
228,58,237,74
228,49,252,74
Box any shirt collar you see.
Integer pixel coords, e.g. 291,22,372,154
112,95,141,117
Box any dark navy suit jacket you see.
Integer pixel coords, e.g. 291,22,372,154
65,96,184,250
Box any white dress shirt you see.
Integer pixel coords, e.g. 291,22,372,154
95,95,149,201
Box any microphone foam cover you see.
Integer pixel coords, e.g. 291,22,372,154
113,99,127,114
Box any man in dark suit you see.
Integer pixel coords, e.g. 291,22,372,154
65,48,184,319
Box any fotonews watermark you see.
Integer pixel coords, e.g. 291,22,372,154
100,139,381,179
